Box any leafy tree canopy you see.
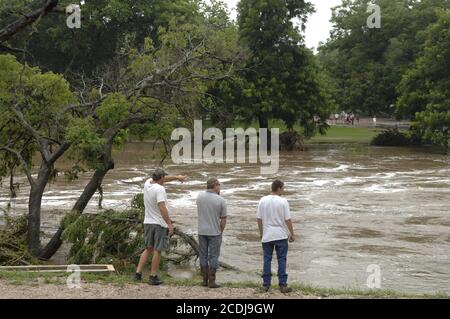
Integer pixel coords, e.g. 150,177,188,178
397,9,450,148
318,0,449,116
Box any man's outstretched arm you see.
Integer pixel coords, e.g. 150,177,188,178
162,175,187,183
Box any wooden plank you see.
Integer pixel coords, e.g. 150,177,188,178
0,264,116,273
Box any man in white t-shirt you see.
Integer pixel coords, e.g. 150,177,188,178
134,168,186,285
257,180,295,293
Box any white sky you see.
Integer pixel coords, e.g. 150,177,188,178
223,0,343,51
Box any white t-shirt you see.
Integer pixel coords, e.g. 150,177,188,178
143,180,168,227
256,195,292,243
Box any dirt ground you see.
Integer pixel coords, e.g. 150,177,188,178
0,279,321,299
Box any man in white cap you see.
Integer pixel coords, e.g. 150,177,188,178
134,168,186,285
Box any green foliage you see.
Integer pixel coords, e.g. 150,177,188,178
95,93,132,150
113,129,130,151
0,54,75,121
412,103,450,148
318,0,449,117
65,117,105,170
61,209,145,272
235,0,333,138
371,129,417,146
130,193,145,210
0,54,75,179
96,93,131,128
4,0,202,76
397,9,450,148
121,6,243,130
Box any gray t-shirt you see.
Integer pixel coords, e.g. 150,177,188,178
196,190,227,236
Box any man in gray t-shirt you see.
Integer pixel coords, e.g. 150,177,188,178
196,178,227,288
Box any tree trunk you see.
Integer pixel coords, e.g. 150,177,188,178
27,165,51,256
258,115,269,130
37,227,63,260
72,162,113,213
9,166,16,198
39,160,114,260
258,115,271,149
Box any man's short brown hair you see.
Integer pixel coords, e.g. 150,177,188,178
207,178,220,189
271,180,284,192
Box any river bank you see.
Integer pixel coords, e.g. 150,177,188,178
0,278,315,299
0,271,448,299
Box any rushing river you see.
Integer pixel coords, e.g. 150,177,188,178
1,142,449,294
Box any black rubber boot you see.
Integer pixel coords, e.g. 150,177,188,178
201,266,209,287
208,268,221,288
279,285,292,293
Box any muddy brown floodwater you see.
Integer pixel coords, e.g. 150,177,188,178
1,142,449,294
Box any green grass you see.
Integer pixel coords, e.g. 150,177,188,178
309,126,383,144
0,270,448,299
229,119,382,144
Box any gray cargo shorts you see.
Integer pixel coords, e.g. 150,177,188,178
143,224,169,252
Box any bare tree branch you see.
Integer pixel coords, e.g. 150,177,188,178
50,5,66,14
11,106,50,163
57,99,105,119
0,147,35,187
0,43,26,53
103,114,156,142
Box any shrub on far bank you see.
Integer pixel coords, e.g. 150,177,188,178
371,129,421,147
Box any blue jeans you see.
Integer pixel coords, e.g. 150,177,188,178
198,235,222,269
262,239,288,286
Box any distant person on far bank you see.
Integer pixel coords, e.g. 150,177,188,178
257,180,295,293
196,178,227,288
134,168,186,285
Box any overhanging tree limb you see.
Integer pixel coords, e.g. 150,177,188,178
0,0,59,43
0,43,26,53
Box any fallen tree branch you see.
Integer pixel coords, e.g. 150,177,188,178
173,228,239,271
